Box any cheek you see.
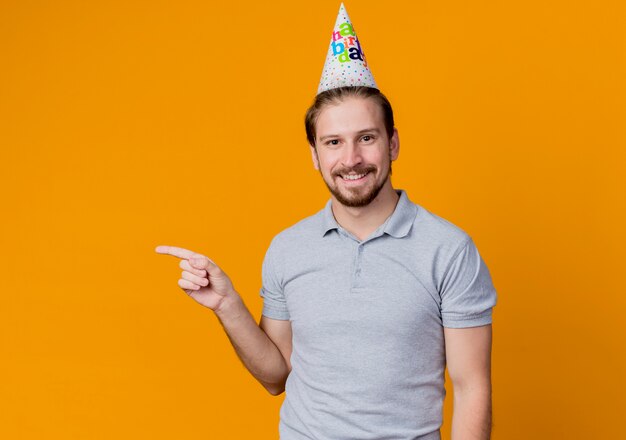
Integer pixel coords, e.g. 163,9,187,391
364,151,386,166
320,162,335,177
318,154,338,174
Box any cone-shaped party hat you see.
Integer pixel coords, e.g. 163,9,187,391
317,3,377,94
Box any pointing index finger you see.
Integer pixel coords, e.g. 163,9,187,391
155,245,196,260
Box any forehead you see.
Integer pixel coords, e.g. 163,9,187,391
316,96,384,137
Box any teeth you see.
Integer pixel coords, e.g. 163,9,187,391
343,173,366,180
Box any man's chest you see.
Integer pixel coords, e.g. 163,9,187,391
282,240,444,354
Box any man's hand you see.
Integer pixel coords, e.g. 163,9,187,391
155,245,290,395
155,245,235,311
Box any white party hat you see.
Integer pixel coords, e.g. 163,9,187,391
317,3,378,94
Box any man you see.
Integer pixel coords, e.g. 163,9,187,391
156,4,496,439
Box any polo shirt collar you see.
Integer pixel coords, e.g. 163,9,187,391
321,199,339,236
321,189,418,238
383,190,418,238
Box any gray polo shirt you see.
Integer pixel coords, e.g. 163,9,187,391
260,190,497,440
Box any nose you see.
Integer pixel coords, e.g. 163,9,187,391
341,142,363,168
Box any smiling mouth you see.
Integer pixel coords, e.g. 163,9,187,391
341,172,369,181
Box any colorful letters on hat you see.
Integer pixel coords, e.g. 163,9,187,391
317,3,378,94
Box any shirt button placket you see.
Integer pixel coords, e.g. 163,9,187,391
352,244,365,291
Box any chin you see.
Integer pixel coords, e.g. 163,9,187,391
334,187,383,208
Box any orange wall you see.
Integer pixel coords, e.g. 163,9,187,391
1,1,624,438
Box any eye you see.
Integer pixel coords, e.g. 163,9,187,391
326,139,340,146
361,135,374,142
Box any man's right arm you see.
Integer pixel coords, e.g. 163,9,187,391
155,245,292,396
215,294,292,395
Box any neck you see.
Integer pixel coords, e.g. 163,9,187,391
331,181,400,241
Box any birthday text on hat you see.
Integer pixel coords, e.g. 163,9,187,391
331,22,367,67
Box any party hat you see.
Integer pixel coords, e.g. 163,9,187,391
317,3,378,94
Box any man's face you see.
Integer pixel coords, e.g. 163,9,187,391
311,96,399,208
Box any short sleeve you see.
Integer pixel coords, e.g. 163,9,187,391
440,238,497,328
259,240,291,320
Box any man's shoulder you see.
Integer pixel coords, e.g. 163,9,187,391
266,206,325,252
402,198,476,277
411,199,471,248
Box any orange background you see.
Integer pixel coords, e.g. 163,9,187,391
1,0,625,438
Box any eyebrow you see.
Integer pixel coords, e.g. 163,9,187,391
319,128,381,142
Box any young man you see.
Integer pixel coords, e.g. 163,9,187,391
156,5,497,439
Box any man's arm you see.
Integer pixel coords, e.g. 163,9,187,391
260,315,293,374
444,324,493,440
155,245,292,396
216,295,292,395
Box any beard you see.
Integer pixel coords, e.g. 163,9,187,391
320,159,393,208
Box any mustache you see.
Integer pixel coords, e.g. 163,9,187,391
332,164,377,177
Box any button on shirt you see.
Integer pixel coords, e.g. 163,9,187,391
260,190,497,440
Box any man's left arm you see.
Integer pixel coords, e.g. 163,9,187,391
444,324,492,440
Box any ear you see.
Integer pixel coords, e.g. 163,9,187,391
389,128,400,161
310,145,320,170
